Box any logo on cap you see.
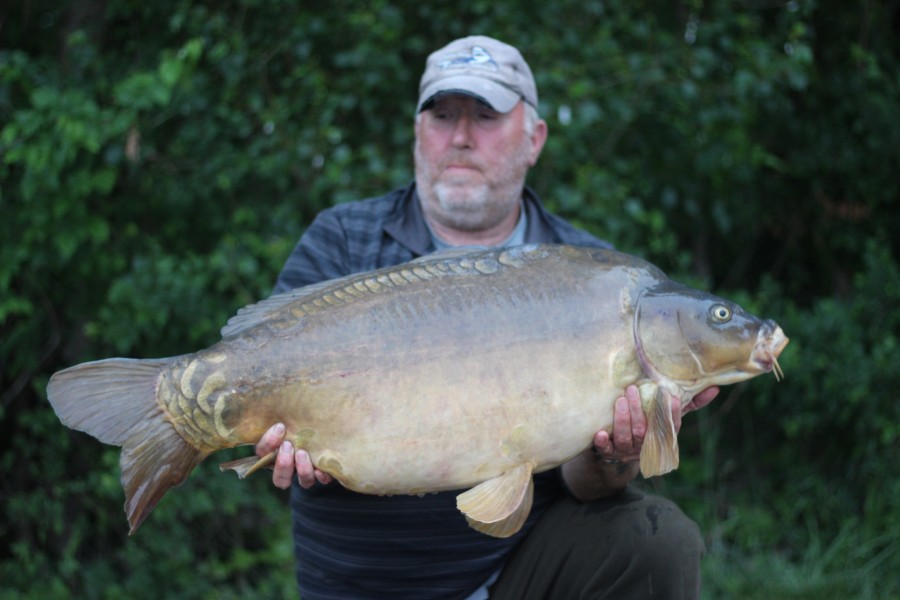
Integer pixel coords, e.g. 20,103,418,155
438,46,499,72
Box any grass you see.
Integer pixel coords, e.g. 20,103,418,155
700,514,898,599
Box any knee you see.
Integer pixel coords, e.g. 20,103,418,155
493,491,704,599
605,494,705,597
633,495,704,556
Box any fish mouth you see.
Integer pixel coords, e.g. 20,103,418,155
750,321,789,381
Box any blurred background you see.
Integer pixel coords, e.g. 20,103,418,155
1,1,898,598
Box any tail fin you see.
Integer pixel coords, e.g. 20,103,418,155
47,357,207,534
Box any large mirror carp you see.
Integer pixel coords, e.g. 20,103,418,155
47,244,788,537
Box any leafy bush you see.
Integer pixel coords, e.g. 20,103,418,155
2,1,897,597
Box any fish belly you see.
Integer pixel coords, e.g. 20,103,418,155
291,340,619,495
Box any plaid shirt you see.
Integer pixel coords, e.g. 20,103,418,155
274,182,610,293
275,182,611,600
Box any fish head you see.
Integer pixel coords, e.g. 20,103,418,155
634,282,789,395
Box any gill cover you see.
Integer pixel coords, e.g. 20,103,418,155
633,282,762,391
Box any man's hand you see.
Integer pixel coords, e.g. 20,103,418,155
591,385,646,464
678,385,720,421
591,384,720,463
255,423,334,489
564,384,720,501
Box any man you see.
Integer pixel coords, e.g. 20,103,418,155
256,35,718,599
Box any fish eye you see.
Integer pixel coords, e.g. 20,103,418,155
709,304,732,322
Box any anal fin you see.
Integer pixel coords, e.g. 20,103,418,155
456,462,535,538
219,450,277,479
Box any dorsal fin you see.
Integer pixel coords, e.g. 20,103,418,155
221,277,355,339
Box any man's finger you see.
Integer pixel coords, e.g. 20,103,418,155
613,396,633,451
256,423,286,456
272,440,295,489
593,430,612,454
627,390,646,443
685,386,720,414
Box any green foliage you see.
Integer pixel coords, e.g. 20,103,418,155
2,0,898,597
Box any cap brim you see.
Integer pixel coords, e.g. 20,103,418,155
417,75,521,113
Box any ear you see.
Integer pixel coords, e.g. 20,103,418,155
528,118,548,166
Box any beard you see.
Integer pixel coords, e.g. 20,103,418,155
414,139,532,233
429,178,494,231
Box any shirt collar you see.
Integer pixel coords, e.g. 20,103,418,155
382,183,435,257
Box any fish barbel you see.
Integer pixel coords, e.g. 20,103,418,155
47,244,788,537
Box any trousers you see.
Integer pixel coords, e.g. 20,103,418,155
489,486,704,600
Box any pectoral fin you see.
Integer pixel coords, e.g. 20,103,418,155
639,386,680,477
456,462,535,538
219,451,276,478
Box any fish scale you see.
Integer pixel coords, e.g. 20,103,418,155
159,355,235,451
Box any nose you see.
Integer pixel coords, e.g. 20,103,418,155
450,113,474,148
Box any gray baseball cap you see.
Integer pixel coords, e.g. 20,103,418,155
417,35,538,114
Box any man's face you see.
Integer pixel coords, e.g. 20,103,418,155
414,95,547,234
